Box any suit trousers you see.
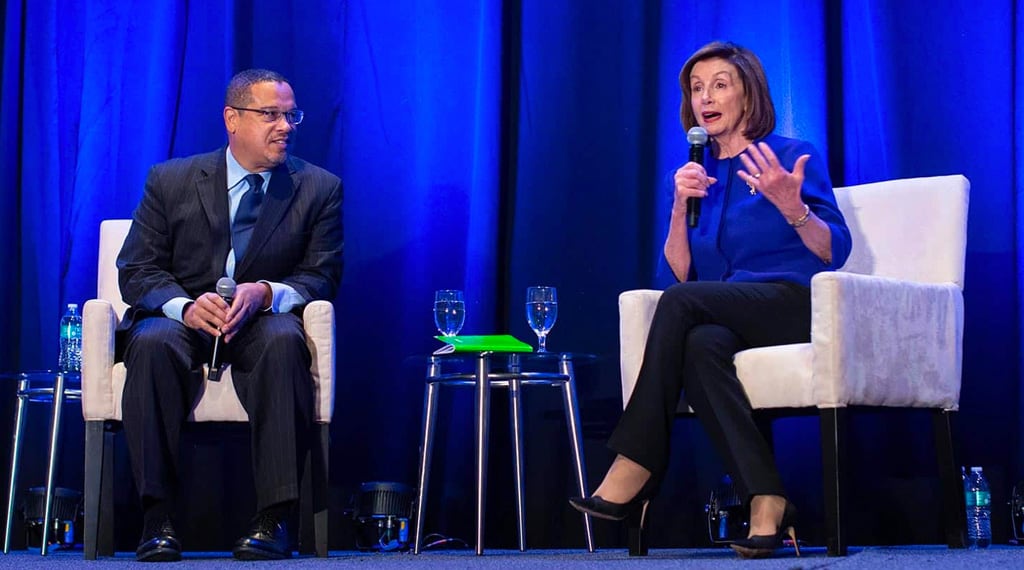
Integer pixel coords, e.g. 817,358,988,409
608,280,811,500
121,312,314,511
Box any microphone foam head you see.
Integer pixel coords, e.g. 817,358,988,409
687,126,709,146
216,277,237,298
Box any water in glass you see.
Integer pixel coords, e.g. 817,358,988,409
434,290,465,337
526,286,557,352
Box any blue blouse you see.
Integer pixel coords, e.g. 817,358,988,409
683,133,851,287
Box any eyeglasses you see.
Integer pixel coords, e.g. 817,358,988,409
230,106,304,125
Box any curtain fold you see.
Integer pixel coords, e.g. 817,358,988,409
0,0,26,368
1015,0,1024,480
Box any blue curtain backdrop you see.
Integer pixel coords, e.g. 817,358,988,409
1,0,1021,550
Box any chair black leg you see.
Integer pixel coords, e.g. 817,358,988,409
83,421,102,560
299,423,330,557
932,409,966,549
100,425,115,556
299,441,312,554
313,423,329,557
84,421,116,558
819,408,848,557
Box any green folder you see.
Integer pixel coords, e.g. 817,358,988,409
433,334,534,355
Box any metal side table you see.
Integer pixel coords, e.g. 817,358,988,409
412,351,595,555
2,371,81,555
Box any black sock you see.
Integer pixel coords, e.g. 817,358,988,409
260,500,296,521
141,496,173,531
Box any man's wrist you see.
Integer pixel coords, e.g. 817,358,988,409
261,282,273,311
162,297,194,324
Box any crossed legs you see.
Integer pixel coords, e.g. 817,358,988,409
602,281,811,536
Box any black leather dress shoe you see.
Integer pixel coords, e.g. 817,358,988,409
136,517,182,562
232,513,292,560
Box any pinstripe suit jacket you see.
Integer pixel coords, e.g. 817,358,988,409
116,147,344,330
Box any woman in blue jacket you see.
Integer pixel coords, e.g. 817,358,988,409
570,41,852,559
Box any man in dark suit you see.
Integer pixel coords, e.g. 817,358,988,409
116,69,343,562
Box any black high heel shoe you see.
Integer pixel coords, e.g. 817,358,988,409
568,495,652,556
729,501,800,559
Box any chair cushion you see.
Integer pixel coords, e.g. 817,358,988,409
188,368,250,422
107,364,251,422
734,343,816,409
106,362,331,422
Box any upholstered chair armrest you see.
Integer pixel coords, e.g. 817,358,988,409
618,289,664,409
303,300,336,424
810,271,963,410
82,299,119,421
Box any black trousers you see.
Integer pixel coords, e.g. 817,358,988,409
121,312,314,511
608,280,811,500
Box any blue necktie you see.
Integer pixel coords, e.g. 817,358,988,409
233,173,264,263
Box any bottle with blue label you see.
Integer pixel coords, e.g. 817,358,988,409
58,303,82,373
964,466,992,548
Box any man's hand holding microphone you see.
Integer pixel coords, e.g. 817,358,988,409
183,280,271,339
182,278,273,381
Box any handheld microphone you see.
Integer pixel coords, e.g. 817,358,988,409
686,126,709,228
207,277,237,382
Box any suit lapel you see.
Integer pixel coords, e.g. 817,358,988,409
235,157,298,277
196,149,230,242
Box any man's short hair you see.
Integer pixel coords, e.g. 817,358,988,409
225,69,290,107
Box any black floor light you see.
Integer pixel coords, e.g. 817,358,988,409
352,482,414,552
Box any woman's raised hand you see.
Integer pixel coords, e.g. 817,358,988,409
737,142,809,217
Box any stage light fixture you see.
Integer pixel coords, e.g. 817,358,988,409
352,481,414,552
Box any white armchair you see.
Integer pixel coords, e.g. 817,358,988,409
80,219,335,558
619,174,969,556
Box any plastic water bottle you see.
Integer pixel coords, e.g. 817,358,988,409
58,303,82,373
964,466,992,548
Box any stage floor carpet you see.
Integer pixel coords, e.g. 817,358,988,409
0,545,1019,568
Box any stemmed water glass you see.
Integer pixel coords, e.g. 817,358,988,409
434,290,466,337
525,286,557,352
